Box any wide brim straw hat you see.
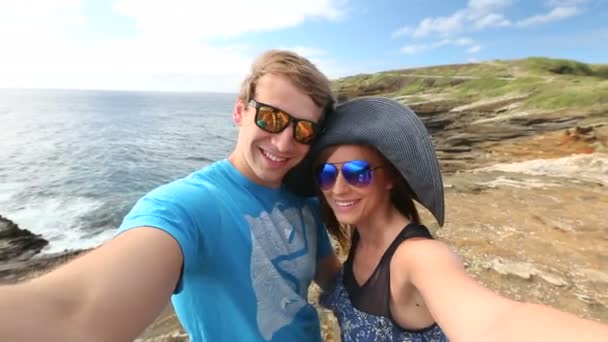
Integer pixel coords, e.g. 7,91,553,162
284,96,445,226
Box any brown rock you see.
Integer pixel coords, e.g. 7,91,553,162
0,215,48,262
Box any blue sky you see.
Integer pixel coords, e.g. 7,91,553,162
0,0,606,92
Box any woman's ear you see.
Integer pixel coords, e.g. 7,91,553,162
232,99,246,126
385,167,398,190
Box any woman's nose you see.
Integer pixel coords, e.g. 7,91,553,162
331,171,349,194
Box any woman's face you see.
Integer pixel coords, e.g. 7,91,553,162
317,144,395,227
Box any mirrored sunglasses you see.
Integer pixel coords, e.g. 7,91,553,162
315,160,383,190
249,99,319,145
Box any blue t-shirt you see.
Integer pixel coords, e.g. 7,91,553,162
117,159,333,341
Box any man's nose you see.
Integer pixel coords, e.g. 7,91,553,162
271,124,295,152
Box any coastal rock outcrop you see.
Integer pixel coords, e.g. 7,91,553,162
0,215,48,262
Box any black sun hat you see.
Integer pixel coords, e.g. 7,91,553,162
284,96,445,226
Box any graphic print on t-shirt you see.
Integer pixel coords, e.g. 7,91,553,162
247,204,318,340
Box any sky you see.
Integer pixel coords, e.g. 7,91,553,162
0,0,606,92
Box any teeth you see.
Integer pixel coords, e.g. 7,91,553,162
336,200,357,207
262,150,287,162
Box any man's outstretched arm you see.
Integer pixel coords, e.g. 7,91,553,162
0,227,183,342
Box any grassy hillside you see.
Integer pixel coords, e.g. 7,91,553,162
334,57,608,111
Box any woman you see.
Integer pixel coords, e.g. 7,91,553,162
286,97,608,341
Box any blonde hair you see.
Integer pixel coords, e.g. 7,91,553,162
238,50,335,118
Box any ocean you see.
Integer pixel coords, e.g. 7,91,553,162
0,88,237,254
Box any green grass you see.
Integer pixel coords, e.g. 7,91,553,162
524,79,608,109
392,79,427,96
518,57,595,76
393,61,512,78
333,57,608,111
452,77,511,97
590,64,608,78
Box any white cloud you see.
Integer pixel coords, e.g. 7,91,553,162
0,0,346,91
547,0,588,6
409,11,469,38
468,0,512,12
0,1,85,53
400,37,479,55
113,0,344,41
467,45,482,53
454,37,476,46
474,13,511,29
392,0,585,39
433,38,475,48
400,44,429,55
392,0,512,38
516,6,581,27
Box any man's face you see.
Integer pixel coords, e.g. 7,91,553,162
230,74,324,188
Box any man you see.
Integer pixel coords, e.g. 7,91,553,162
0,50,341,341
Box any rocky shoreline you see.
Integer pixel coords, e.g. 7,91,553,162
2,93,607,341
0,215,48,263
0,215,89,284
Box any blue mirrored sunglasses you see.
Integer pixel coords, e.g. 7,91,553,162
315,160,382,190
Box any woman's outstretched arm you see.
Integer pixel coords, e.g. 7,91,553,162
393,238,608,342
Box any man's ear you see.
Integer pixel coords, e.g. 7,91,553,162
233,99,247,126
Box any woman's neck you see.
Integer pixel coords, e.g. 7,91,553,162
356,206,411,250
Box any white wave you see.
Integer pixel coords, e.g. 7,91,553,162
0,182,20,203
476,153,608,185
3,195,113,254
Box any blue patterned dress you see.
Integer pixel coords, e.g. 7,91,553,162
321,224,448,341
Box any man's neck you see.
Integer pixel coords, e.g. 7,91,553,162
227,152,281,188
